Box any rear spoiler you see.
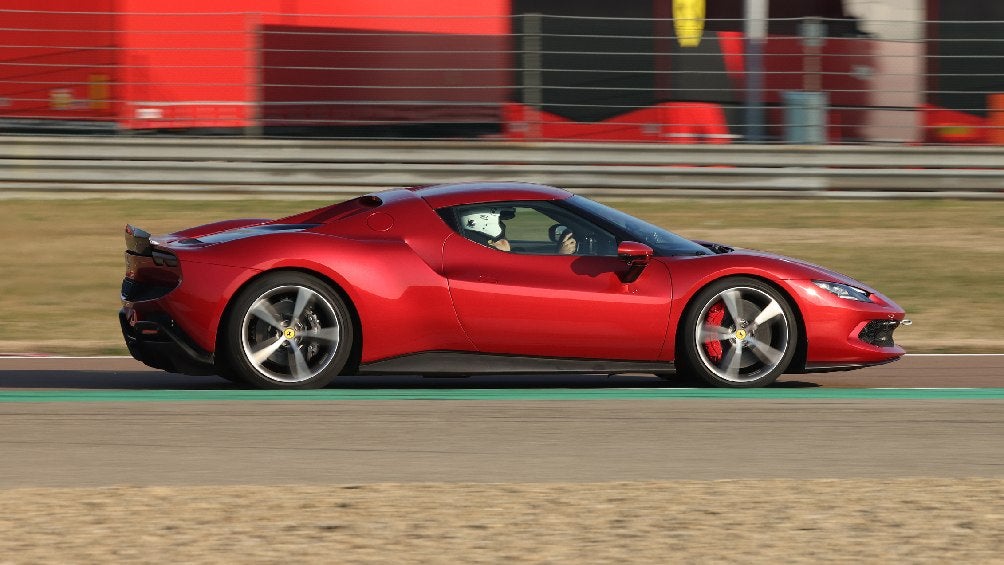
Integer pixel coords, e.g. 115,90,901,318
125,224,153,256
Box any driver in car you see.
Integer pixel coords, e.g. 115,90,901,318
460,206,511,251
460,206,577,254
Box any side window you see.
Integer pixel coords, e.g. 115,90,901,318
443,202,617,256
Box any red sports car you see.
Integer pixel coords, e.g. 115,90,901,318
120,182,908,389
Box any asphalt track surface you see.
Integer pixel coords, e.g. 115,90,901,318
0,355,1001,487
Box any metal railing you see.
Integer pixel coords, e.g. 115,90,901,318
1,7,1004,145
2,136,1002,199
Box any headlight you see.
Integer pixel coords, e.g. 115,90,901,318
812,280,873,302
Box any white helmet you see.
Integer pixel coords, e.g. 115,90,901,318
460,206,503,239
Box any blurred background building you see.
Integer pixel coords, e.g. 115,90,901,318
0,0,1001,144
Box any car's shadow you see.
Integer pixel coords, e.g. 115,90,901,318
0,370,820,390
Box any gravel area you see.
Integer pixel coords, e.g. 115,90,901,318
2,479,1002,563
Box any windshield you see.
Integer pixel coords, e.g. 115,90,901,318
565,196,711,256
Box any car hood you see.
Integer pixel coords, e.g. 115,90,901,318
686,242,877,291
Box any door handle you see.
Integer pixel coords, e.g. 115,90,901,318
478,275,500,284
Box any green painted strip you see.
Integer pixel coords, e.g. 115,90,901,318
1,388,1004,402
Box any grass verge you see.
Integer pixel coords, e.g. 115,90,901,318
1,197,1001,355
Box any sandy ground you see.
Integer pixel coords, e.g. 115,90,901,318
1,479,1002,564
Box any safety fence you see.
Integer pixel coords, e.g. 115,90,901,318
2,136,1003,199
1,5,1004,145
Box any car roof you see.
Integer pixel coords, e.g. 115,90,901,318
407,182,573,209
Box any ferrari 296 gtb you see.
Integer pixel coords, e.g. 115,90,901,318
120,182,908,388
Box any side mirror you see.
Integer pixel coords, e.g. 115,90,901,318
616,241,653,283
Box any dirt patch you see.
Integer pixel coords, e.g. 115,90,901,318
2,479,1001,563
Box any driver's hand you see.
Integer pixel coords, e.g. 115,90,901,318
558,231,576,255
490,238,511,252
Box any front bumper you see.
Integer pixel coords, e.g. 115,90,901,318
783,279,908,370
119,308,216,376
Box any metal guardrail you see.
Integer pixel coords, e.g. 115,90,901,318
1,136,1003,198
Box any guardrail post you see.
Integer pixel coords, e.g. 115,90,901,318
744,0,767,142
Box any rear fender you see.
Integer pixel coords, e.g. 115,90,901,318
195,235,472,364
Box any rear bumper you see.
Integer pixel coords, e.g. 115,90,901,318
119,308,216,376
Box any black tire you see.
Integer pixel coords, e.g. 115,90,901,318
221,272,353,389
679,277,798,388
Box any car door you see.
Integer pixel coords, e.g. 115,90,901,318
440,202,673,360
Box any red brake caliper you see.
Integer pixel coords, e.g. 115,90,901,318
703,301,726,363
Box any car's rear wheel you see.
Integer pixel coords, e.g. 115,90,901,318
222,272,353,389
680,277,797,388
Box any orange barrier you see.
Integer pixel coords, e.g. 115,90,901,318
504,102,733,144
987,94,1004,145
923,103,987,144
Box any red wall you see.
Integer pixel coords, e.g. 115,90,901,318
0,0,884,139
257,1,510,128
118,0,509,129
0,0,117,123
116,2,254,129
0,0,509,130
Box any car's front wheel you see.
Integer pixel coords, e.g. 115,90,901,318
222,272,353,389
679,277,798,388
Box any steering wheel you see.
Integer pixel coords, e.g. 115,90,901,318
548,224,568,242
549,224,580,254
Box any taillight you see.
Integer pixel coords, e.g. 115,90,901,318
122,250,181,302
